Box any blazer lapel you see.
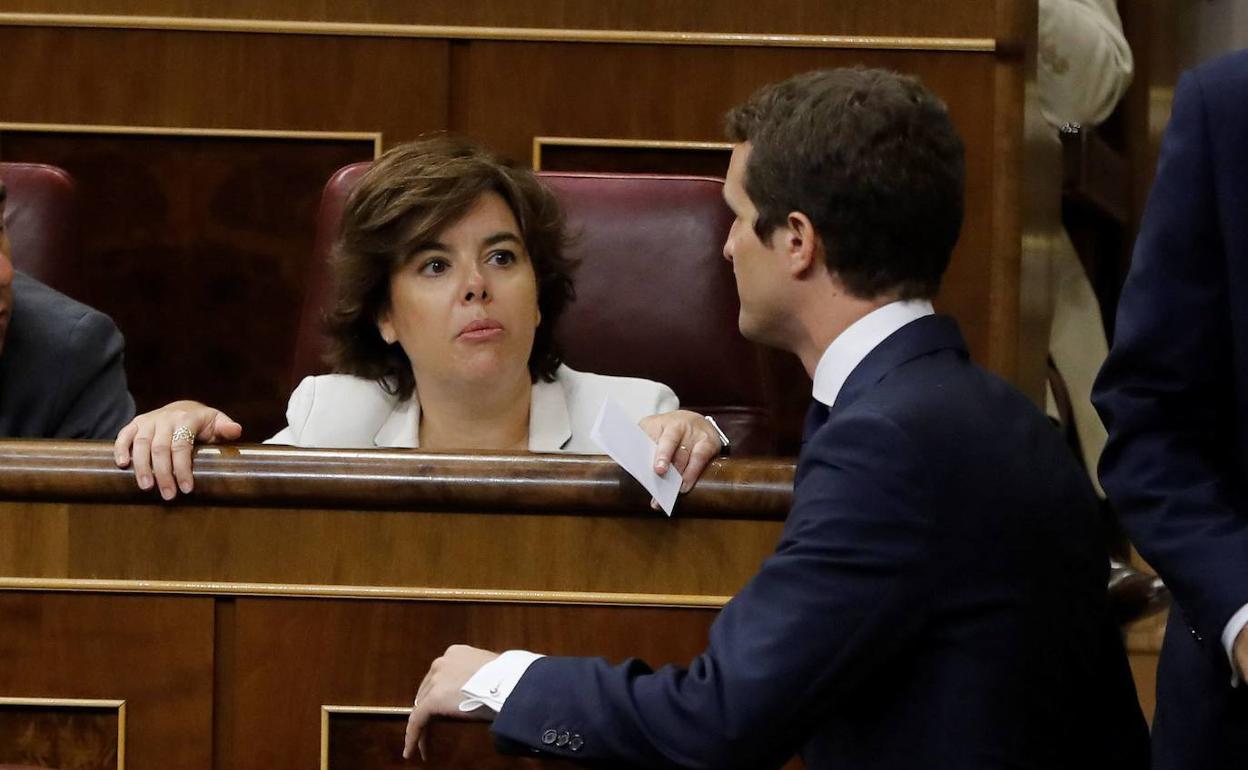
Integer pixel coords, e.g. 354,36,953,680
528,377,572,452
373,394,421,448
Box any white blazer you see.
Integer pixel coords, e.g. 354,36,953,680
265,364,679,453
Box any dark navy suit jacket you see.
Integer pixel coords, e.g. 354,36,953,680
1094,49,1248,770
495,315,1148,769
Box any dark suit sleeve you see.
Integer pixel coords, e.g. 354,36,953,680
50,309,136,439
491,409,936,769
1092,69,1248,644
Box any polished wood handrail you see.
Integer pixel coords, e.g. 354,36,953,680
0,440,794,519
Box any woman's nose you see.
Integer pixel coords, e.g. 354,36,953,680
462,264,489,302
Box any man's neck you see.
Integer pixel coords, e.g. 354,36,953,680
793,291,898,378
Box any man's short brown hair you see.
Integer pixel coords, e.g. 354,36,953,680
324,136,574,400
725,67,965,300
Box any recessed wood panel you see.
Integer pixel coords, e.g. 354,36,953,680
537,143,730,176
0,700,121,770
0,593,214,770
0,131,374,437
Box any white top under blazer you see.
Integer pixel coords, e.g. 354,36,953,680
265,364,678,453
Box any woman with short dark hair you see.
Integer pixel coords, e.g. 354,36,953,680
115,137,722,499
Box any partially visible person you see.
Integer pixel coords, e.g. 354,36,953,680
1038,0,1134,131
0,180,135,439
1094,48,1248,770
114,138,723,500
404,68,1148,770
1039,0,1134,490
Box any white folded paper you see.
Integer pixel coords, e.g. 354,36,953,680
590,398,683,516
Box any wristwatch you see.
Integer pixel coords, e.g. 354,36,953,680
704,415,732,457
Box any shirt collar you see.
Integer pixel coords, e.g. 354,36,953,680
811,299,935,408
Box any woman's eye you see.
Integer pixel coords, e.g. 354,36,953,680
487,249,516,266
419,258,449,276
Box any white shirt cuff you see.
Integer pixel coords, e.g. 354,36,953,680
1221,603,1248,687
459,650,544,713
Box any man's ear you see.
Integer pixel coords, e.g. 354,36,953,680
784,211,820,277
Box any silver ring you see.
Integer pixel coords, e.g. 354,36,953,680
678,445,689,452
171,425,195,447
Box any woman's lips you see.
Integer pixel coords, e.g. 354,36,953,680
458,319,504,340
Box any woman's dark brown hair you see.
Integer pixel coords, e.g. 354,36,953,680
324,136,575,400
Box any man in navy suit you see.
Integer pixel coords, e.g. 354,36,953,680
405,68,1148,769
1093,48,1248,770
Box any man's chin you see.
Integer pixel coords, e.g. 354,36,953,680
737,312,776,348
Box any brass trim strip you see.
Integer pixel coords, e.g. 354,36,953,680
0,12,998,52
0,577,732,608
0,696,125,707
0,697,126,769
0,120,384,157
532,135,732,170
321,705,410,770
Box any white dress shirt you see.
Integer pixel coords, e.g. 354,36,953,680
458,299,936,714
1223,605,1248,685
812,299,935,408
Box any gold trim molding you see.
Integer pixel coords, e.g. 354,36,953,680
0,577,731,608
0,120,384,157
0,12,998,52
321,705,409,770
532,136,732,170
0,696,126,770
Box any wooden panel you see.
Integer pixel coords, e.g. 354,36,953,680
0,1,1008,39
0,131,375,437
0,593,214,770
537,142,731,177
324,711,411,770
231,598,724,769
454,42,999,373
0,700,121,770
0,27,448,141
57,504,780,594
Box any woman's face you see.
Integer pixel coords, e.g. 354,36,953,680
378,191,541,390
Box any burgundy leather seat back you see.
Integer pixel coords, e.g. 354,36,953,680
294,166,776,455
0,162,80,296
540,173,771,454
290,162,370,388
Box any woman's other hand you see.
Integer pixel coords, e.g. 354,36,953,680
640,410,724,501
114,400,242,500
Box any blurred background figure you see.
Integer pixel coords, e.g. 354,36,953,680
0,179,134,439
1038,0,1134,491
